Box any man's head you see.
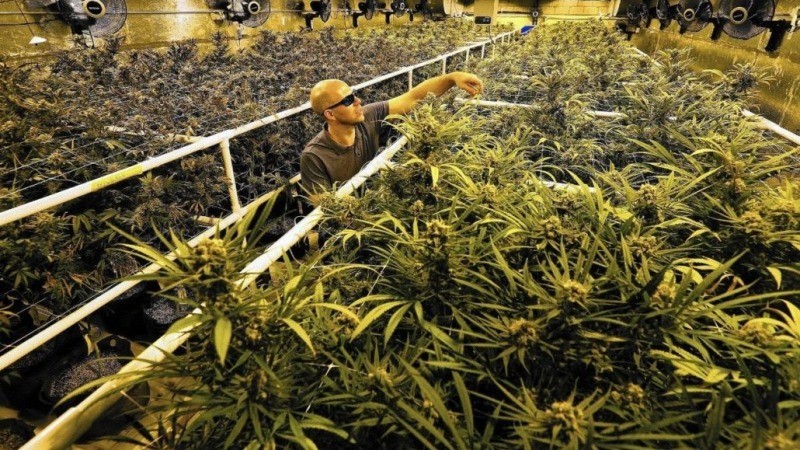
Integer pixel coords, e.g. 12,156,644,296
310,79,364,125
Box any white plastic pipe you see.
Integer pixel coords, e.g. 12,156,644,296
587,110,625,118
743,109,800,146
219,139,242,212
0,103,311,226
22,137,409,450
20,307,201,450
457,98,666,121
457,98,533,109
0,175,300,373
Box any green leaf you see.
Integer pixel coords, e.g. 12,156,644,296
400,359,464,449
395,399,455,450
311,303,359,323
284,274,302,297
453,372,474,439
422,321,459,350
224,411,249,449
703,367,730,384
214,317,232,365
778,400,800,410
120,243,180,273
282,318,315,355
766,267,782,289
164,312,205,336
384,302,414,345
350,300,409,341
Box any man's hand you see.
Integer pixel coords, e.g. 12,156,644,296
450,72,484,96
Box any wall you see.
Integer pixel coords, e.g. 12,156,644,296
629,0,800,132
534,0,611,16
0,0,419,61
0,0,616,61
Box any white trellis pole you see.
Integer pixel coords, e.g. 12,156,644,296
219,139,242,212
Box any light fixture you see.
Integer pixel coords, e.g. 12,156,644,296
29,36,48,45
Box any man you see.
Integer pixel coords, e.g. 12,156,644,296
300,72,484,202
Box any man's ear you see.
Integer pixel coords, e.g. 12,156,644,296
323,109,334,121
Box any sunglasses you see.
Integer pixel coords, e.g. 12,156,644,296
326,93,356,110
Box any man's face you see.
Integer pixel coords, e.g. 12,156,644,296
324,85,364,125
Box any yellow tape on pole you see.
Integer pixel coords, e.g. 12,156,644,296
90,165,144,191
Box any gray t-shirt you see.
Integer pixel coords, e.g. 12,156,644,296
300,101,389,195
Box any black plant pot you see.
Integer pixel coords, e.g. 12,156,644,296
40,335,140,410
0,303,85,416
142,295,192,340
39,335,150,441
0,418,35,449
96,281,156,338
0,329,87,417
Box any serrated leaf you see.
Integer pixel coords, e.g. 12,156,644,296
312,302,360,323
214,317,232,365
384,302,413,345
350,300,408,341
164,312,205,336
284,274,302,297
453,372,474,438
766,267,782,289
703,367,729,384
282,318,315,355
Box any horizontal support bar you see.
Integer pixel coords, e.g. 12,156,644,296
0,33,516,228
0,103,310,226
456,98,624,119
23,136,408,449
0,175,300,372
742,110,800,146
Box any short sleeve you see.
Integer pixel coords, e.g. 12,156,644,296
361,101,389,159
363,101,389,124
300,152,332,195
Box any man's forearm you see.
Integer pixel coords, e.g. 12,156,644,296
407,73,458,101
388,71,482,115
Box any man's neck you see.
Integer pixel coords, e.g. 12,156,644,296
326,121,356,147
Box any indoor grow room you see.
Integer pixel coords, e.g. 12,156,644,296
1,0,799,449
